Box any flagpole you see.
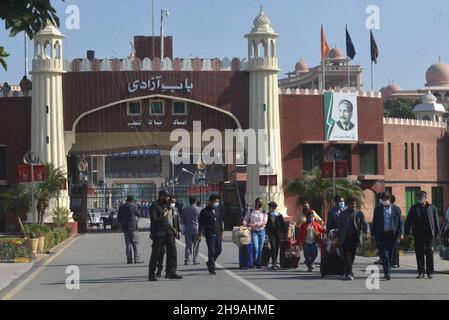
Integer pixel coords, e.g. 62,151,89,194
347,56,350,90
371,60,374,91
322,58,326,91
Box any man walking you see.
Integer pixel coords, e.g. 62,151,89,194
326,195,346,234
117,195,143,264
372,193,403,280
337,198,370,280
199,194,224,275
405,191,440,279
148,191,182,281
181,197,201,265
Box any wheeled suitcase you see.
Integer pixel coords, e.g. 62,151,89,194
280,240,300,269
261,237,271,267
320,237,345,277
239,243,253,269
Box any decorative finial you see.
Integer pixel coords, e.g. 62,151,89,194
260,5,263,13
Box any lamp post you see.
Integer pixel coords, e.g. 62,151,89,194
160,9,170,61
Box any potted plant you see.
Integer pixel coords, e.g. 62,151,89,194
24,224,49,255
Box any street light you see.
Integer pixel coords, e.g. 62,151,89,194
160,9,170,61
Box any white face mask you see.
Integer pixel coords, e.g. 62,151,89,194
170,203,176,209
380,200,390,206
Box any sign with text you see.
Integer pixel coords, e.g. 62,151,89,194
17,165,46,183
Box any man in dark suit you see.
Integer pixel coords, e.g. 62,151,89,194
117,195,143,264
337,197,370,280
405,191,440,279
199,194,224,275
148,191,182,281
265,201,287,270
336,100,355,131
372,193,404,280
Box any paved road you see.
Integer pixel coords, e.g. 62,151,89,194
2,219,449,300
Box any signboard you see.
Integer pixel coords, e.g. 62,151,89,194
110,149,161,157
324,92,358,141
17,164,46,183
128,76,193,94
321,161,348,179
259,175,278,186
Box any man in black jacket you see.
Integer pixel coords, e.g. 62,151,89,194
405,191,440,279
372,193,404,280
117,195,143,264
198,194,223,275
337,198,370,280
148,191,182,281
265,201,287,270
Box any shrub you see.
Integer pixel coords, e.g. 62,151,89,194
23,224,50,239
0,238,27,261
44,227,70,251
359,239,378,257
52,207,71,228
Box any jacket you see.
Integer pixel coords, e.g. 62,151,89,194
372,204,404,241
297,221,326,245
117,202,140,232
326,206,345,234
181,205,201,235
199,205,224,235
266,213,287,237
405,203,440,239
149,201,181,238
337,209,370,245
298,210,324,226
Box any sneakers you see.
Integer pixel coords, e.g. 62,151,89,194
416,273,425,279
342,274,354,281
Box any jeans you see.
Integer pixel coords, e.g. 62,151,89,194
303,242,318,269
185,233,201,263
205,232,223,272
124,230,140,263
251,229,266,266
378,232,396,277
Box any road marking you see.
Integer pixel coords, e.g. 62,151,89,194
1,236,81,301
176,239,278,301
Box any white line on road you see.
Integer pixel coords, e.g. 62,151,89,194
1,236,81,301
176,240,278,301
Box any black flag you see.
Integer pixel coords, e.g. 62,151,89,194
370,30,379,64
346,25,356,59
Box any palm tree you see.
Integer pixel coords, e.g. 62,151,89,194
34,163,66,225
0,184,31,236
284,167,365,218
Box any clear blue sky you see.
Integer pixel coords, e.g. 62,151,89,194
1,0,449,90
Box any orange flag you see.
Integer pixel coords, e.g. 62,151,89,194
321,25,330,62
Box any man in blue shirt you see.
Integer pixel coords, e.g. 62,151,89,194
372,193,404,280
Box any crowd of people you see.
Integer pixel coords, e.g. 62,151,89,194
116,189,443,282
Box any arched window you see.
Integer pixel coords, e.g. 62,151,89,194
270,40,276,58
54,42,61,60
422,115,431,121
44,41,52,58
257,41,264,58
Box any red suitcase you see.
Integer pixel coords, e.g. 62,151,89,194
280,239,300,269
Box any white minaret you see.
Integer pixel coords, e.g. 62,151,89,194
245,7,286,213
31,23,69,214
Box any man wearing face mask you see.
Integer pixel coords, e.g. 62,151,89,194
405,191,440,279
372,193,404,280
198,194,224,275
326,196,346,235
148,191,182,281
265,202,287,270
337,198,370,280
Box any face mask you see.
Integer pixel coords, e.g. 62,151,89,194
338,202,345,209
380,200,390,206
417,199,425,205
170,203,176,209
212,202,220,209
